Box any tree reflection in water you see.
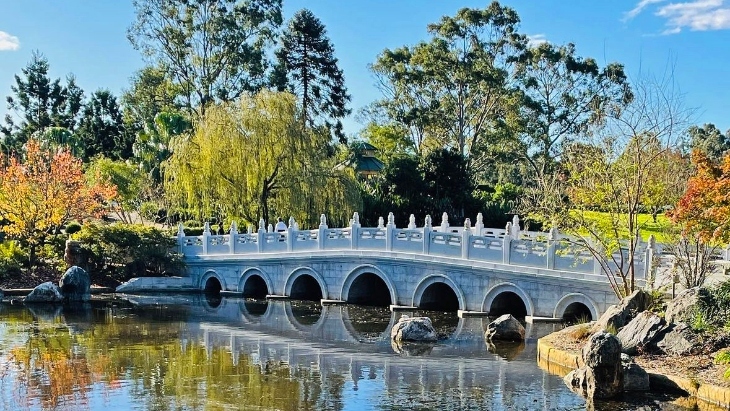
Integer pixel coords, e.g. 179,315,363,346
0,297,683,410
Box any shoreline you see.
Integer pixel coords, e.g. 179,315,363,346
537,336,730,410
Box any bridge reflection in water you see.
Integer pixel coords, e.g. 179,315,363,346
122,293,585,410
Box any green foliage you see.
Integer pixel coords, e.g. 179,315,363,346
76,90,132,161
86,157,150,223
164,91,360,228
129,0,283,117
0,240,28,277
74,222,183,281
714,349,730,379
272,8,350,142
64,222,82,235
690,280,730,332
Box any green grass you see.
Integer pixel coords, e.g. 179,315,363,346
571,210,676,243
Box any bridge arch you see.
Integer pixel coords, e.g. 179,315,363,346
554,293,599,322
284,267,329,300
340,265,397,306
285,301,328,331
238,267,273,298
200,270,226,293
412,275,465,312
482,282,534,318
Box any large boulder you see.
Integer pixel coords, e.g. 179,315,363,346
390,315,438,342
616,311,666,355
665,287,703,324
621,354,650,391
59,266,91,302
24,282,64,303
485,314,526,342
653,322,702,356
565,331,623,399
592,289,653,333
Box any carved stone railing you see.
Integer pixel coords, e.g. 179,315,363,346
177,212,659,282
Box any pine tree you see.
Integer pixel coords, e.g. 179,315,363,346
271,9,350,143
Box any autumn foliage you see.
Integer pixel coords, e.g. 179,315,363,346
0,139,116,262
670,149,730,242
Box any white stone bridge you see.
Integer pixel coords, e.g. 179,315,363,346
173,212,655,321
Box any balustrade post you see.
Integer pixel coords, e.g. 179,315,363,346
503,222,512,264
257,218,265,252
511,215,520,240
462,218,471,259
408,214,416,229
202,222,211,255
287,217,295,252
229,221,238,254
177,223,185,254
547,226,558,269
440,212,449,233
644,235,657,283
318,214,327,250
423,215,432,255
475,213,484,236
386,212,395,251
351,212,361,250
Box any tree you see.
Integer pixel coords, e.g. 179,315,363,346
122,66,190,183
512,42,631,182
0,139,116,264
2,52,84,151
76,90,132,161
358,123,414,165
86,157,150,224
128,0,283,116
688,123,730,162
370,2,525,160
271,9,350,143
521,74,691,298
163,90,360,227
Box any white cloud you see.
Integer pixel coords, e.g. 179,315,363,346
623,0,666,21
527,34,548,47
0,31,20,51
656,0,730,33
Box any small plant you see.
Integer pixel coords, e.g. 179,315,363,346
0,240,28,277
64,221,82,235
605,324,619,335
715,349,730,379
568,324,592,341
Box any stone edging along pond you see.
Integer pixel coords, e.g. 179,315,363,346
537,337,730,409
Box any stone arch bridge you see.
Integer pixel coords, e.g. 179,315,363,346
151,213,656,321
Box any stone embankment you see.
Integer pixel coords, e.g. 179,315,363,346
537,288,730,409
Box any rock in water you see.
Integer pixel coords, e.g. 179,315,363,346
621,354,650,392
616,311,666,355
485,314,526,341
565,331,623,399
59,266,91,302
390,315,438,342
24,282,64,303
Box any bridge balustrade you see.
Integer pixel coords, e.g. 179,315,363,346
177,212,658,282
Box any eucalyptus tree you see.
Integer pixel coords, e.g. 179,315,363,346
688,123,730,162
370,2,526,161
163,91,360,227
512,42,632,182
271,9,350,143
128,0,283,117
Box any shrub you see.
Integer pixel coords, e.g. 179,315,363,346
65,221,82,235
0,240,28,278
74,222,184,282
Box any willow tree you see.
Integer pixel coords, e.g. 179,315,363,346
164,90,360,227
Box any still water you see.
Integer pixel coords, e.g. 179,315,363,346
0,295,691,410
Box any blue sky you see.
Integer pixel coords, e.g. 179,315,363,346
1,0,729,135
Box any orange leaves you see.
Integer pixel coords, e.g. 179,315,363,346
0,139,116,242
671,149,730,242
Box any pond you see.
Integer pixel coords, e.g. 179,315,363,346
0,295,692,410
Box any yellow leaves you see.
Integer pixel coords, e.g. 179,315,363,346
0,139,117,243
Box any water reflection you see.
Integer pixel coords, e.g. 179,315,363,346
0,296,692,411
